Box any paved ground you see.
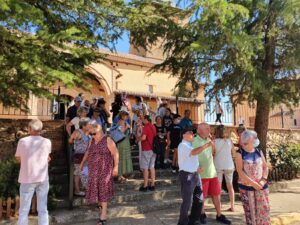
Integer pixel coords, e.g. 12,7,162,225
70,191,300,225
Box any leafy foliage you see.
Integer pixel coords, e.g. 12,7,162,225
0,0,127,109
128,0,300,153
0,158,19,198
269,143,300,172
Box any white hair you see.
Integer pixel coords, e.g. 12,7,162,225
28,119,43,132
241,130,257,144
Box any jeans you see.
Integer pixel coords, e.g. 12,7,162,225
18,180,49,225
178,171,203,225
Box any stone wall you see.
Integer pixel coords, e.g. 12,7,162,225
0,119,66,161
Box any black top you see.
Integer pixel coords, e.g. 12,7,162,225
66,105,78,121
111,101,122,119
163,115,173,128
155,124,167,143
167,123,182,149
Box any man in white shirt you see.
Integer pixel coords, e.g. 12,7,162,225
177,127,212,225
132,96,149,126
15,119,51,225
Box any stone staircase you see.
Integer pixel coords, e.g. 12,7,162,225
51,169,181,224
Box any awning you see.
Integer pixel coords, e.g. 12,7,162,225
114,90,204,104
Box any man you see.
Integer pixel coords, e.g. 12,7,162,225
132,96,149,128
177,127,211,225
97,97,110,131
166,114,182,173
179,109,193,129
15,119,51,225
193,123,231,224
66,96,82,123
138,115,157,192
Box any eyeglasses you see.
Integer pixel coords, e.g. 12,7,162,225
90,133,97,136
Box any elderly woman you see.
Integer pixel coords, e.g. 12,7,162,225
236,130,270,225
116,107,133,182
69,118,91,196
80,124,119,225
66,106,89,136
214,125,235,211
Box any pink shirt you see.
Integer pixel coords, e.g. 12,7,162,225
15,136,51,184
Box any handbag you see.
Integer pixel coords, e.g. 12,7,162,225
109,125,126,144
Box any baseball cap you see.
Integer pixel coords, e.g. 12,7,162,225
182,127,196,135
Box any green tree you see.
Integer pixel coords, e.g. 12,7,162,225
0,0,126,109
129,0,300,154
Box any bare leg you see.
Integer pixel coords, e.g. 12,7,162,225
226,183,235,211
74,175,81,193
150,168,156,186
172,149,178,167
100,202,108,220
143,169,149,187
212,195,222,217
164,147,170,161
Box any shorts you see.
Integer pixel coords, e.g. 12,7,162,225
140,150,156,170
217,169,234,185
201,177,221,198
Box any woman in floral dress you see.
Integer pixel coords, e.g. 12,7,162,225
80,124,119,225
236,130,270,225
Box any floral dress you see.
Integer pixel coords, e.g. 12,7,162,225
238,148,271,225
86,136,114,203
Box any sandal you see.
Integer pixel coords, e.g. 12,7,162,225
97,219,107,225
227,207,235,212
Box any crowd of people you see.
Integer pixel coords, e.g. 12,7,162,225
13,93,271,225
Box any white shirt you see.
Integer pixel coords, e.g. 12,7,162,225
178,140,199,173
214,138,235,170
15,136,51,183
71,117,80,129
132,103,148,121
215,104,222,114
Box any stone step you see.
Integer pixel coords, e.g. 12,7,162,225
72,186,180,207
51,198,183,225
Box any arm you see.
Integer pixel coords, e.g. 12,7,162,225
140,134,146,141
166,131,171,147
68,130,80,144
79,141,91,170
259,151,269,186
66,120,74,137
235,153,262,190
107,137,119,177
230,140,236,160
190,142,212,156
15,140,22,162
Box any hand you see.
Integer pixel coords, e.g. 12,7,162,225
252,181,263,191
197,167,204,174
79,163,84,171
112,167,118,177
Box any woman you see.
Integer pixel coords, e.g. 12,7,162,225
90,107,104,126
211,99,224,125
236,130,270,225
154,115,167,169
80,124,119,225
69,118,91,196
111,94,123,120
116,108,133,182
66,106,88,136
132,111,144,168
214,125,235,211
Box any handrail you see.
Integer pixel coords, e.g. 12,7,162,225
65,127,74,209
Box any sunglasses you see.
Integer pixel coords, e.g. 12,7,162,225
90,133,97,136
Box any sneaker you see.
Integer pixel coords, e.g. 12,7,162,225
216,214,231,224
74,191,85,197
139,186,148,192
200,213,207,224
148,186,155,191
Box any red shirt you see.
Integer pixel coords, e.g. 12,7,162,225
141,123,157,151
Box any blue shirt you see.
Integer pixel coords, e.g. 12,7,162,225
178,140,199,173
179,117,193,129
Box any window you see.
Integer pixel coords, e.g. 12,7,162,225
148,85,154,94
294,119,297,126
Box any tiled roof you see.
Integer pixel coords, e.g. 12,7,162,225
114,90,204,104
